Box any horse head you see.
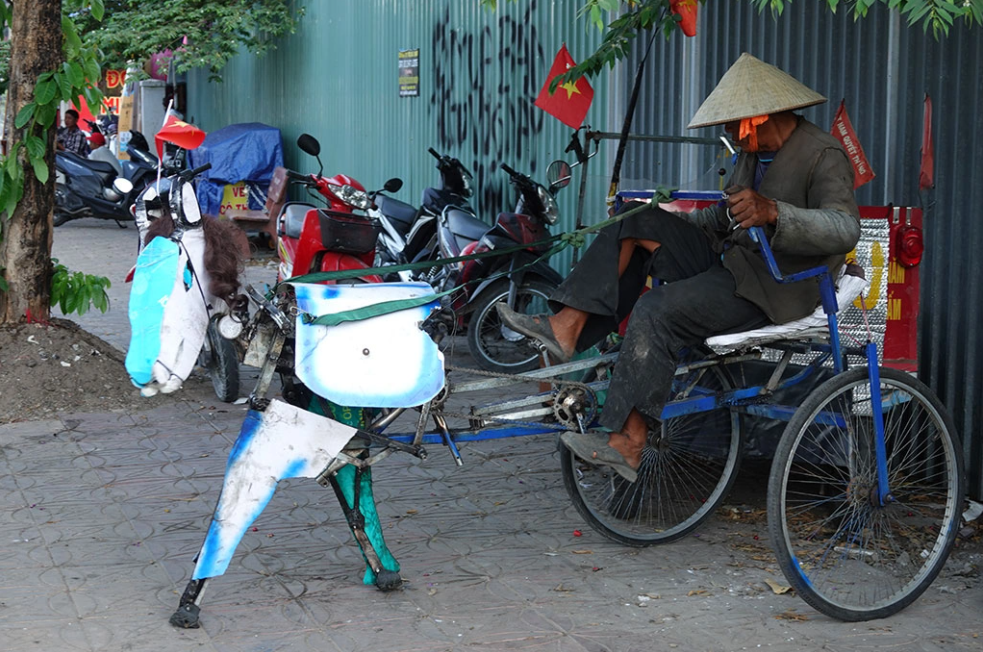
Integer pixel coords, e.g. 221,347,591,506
125,176,244,396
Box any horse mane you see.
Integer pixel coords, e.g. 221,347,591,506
144,214,246,312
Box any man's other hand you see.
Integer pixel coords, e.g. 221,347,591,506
725,186,778,228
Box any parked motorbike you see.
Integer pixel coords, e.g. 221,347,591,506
274,133,386,284
450,160,572,373
54,135,158,227
371,148,475,285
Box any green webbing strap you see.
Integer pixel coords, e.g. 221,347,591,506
288,199,655,327
301,241,568,327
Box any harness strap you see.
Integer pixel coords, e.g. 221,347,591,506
289,199,656,327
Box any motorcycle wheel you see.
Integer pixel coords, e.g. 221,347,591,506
466,277,556,373
54,184,72,226
198,317,240,403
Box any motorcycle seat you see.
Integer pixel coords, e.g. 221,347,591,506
422,187,471,215
281,202,316,240
445,207,490,241
60,151,118,184
375,195,418,231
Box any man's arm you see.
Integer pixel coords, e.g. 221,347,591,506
770,147,860,256
725,148,860,256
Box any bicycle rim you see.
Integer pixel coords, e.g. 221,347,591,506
563,365,742,546
769,367,963,621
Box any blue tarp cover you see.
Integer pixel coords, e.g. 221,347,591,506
188,122,283,216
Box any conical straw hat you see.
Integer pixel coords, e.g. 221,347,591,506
688,53,826,129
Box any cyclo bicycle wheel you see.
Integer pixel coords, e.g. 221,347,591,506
767,366,963,621
561,359,743,546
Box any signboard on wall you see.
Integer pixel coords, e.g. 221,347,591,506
399,49,419,97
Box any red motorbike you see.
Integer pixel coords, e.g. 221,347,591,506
274,134,395,283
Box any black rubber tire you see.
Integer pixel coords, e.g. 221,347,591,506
561,362,743,546
199,318,240,403
466,278,556,373
53,212,72,227
767,366,963,621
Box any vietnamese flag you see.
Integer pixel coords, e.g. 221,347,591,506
155,114,206,158
534,45,594,129
671,0,698,37
919,94,934,191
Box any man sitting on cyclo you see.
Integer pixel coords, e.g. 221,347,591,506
499,53,861,483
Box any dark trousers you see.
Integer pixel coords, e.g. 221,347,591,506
551,204,769,431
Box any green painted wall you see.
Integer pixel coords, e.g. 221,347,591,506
186,0,613,273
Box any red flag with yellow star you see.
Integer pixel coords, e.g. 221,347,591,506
534,45,593,129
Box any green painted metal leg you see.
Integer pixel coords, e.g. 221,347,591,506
311,396,400,590
335,464,400,585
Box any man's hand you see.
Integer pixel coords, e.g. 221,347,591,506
725,185,778,229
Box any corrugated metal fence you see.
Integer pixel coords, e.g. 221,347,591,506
186,0,612,275
621,1,983,498
188,0,983,498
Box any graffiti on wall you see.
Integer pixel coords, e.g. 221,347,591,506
429,1,545,213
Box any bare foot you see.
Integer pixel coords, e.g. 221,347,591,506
546,312,584,361
606,431,644,469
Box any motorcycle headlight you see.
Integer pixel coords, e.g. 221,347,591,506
538,186,559,224
329,183,372,210
460,168,474,199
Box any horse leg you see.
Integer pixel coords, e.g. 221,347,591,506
170,578,208,628
169,401,359,628
327,461,402,590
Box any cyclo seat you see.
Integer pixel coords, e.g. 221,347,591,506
706,265,869,350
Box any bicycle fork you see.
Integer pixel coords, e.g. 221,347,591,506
866,342,893,507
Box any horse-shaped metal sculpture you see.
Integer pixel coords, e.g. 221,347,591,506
125,173,442,629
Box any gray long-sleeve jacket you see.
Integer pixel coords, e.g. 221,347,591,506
682,117,861,324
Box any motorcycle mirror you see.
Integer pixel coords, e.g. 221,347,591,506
383,178,403,193
546,160,572,191
297,133,321,157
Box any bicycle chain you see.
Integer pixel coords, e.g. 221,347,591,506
434,362,602,432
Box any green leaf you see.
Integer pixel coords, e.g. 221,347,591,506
35,102,57,128
91,0,106,22
54,72,74,102
68,61,85,87
35,79,57,105
14,103,36,129
31,157,49,184
25,135,45,162
61,16,83,55
83,57,100,85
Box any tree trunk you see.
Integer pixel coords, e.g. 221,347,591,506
0,0,62,324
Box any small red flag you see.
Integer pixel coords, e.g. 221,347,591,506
919,94,934,191
534,45,594,129
155,114,206,158
830,100,875,189
671,0,698,37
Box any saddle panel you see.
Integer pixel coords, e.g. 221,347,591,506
292,282,444,407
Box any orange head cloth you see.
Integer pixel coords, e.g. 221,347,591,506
739,115,770,151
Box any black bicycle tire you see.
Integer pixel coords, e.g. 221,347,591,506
561,363,743,546
767,366,963,621
205,319,240,403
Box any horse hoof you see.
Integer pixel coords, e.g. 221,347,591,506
169,603,201,629
375,570,403,592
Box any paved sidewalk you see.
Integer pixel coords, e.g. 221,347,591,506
0,220,977,652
